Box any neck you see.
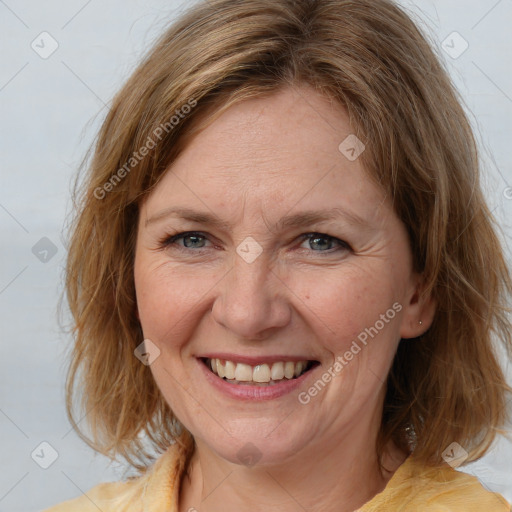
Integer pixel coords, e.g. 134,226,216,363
178,406,406,512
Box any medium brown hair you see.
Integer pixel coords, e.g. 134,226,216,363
63,0,512,471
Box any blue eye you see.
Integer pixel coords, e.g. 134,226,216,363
160,231,210,249
158,231,351,255
299,233,350,253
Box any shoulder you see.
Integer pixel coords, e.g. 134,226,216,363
42,431,194,512
41,477,148,512
360,456,511,511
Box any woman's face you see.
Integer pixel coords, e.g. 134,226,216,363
134,85,429,466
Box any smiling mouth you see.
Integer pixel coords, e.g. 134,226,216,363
201,357,320,386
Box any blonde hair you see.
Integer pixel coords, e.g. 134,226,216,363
63,0,512,471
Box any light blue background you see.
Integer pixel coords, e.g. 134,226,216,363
0,1,511,510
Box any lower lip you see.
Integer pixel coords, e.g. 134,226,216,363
198,358,317,401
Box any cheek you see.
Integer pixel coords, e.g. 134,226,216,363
134,249,405,358
134,258,219,344
291,264,402,355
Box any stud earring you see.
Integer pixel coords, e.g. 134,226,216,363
419,320,423,325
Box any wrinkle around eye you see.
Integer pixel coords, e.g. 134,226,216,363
152,230,353,261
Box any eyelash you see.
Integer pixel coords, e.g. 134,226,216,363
157,231,352,256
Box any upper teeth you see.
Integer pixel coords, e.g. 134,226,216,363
208,358,309,383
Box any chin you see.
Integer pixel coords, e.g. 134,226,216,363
194,419,312,467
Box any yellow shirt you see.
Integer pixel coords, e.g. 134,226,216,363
44,431,510,512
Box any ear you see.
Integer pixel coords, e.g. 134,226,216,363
399,273,436,339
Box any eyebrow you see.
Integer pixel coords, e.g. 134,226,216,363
145,206,371,231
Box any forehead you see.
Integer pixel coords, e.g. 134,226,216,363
142,86,388,225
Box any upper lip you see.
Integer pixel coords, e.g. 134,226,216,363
198,353,319,366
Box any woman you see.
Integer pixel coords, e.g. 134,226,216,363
47,0,512,510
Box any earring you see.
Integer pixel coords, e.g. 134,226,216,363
419,320,423,325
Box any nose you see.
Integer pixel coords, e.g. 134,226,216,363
211,250,292,340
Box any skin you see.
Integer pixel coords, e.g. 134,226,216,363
134,85,436,512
